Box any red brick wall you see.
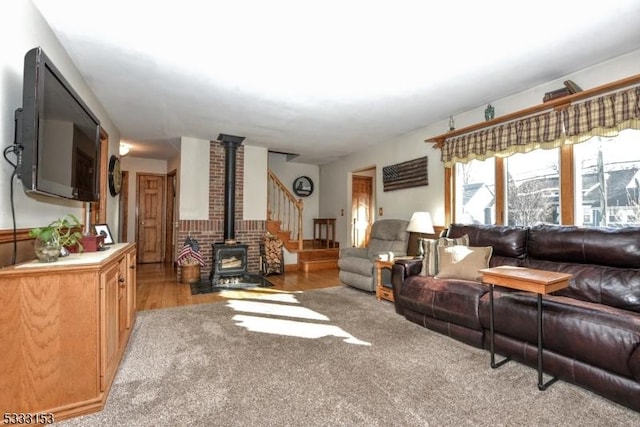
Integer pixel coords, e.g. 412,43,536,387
177,143,265,281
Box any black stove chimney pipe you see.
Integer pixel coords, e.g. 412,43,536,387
217,134,245,242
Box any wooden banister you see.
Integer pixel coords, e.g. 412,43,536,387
267,170,304,250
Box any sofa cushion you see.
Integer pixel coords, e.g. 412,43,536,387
448,224,528,259
523,258,640,313
420,234,470,277
435,246,493,282
398,275,488,331
439,234,470,247
479,291,640,380
528,224,640,268
420,238,439,277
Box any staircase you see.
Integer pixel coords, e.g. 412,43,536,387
266,219,339,272
267,170,339,272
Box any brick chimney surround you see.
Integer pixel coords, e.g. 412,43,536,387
176,141,264,282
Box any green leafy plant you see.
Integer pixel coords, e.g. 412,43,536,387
29,214,84,252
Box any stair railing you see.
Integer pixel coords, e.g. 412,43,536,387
267,169,304,250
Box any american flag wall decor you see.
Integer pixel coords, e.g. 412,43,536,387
382,156,428,191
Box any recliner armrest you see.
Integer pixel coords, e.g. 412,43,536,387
339,247,368,258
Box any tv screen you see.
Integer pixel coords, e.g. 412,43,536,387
16,47,101,202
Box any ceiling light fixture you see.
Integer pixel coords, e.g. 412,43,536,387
119,143,130,156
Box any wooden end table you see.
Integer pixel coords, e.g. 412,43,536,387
375,260,395,302
479,266,572,390
313,218,336,248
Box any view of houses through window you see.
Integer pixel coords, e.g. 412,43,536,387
575,129,640,227
506,148,560,226
454,157,495,225
454,129,640,227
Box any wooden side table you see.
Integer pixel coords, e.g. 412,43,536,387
313,218,336,248
375,260,395,302
480,266,572,390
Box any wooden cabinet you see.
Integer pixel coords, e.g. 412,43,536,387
0,243,137,421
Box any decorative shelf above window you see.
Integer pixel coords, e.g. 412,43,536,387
426,73,640,166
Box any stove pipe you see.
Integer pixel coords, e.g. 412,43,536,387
217,134,245,242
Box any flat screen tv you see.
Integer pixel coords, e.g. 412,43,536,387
15,47,101,202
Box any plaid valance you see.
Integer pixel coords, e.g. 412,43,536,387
441,85,640,166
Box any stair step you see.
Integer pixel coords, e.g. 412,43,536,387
300,259,338,272
265,221,281,235
297,248,339,261
276,230,292,241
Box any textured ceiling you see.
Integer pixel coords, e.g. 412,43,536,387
33,0,640,164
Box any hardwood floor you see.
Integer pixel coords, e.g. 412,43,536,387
136,263,342,311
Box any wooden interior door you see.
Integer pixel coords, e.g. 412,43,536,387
165,171,177,265
136,174,165,263
119,171,129,242
352,175,373,247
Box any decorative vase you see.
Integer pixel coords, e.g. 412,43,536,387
34,239,61,263
484,104,495,121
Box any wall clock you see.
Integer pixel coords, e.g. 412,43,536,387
293,176,314,197
108,155,122,196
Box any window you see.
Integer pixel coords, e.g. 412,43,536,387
454,158,495,224
574,129,640,227
443,81,640,227
505,148,560,226
450,130,640,227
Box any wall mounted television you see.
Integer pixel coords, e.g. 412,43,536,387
15,47,101,202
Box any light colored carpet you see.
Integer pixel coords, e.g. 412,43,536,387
58,286,639,426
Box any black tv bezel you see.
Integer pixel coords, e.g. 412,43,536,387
16,46,101,202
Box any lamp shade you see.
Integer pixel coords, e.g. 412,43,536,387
406,212,435,234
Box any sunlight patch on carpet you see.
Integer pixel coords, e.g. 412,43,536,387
232,314,371,345
226,300,329,321
219,288,301,303
223,289,371,346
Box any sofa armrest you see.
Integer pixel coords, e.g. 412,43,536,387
395,258,423,278
391,259,422,315
391,259,422,291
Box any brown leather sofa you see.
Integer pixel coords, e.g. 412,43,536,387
391,223,640,412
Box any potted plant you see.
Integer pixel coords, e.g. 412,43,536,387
29,214,84,262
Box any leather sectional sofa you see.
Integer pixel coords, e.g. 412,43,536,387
391,223,640,412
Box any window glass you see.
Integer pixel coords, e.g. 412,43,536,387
505,148,560,226
454,158,495,224
574,129,640,227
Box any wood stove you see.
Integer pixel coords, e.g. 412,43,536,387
208,133,251,287
211,242,248,285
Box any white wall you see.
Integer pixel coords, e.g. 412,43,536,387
173,139,268,222
244,145,268,221
120,157,168,242
268,153,320,239
178,137,210,220
0,0,121,231
320,49,640,248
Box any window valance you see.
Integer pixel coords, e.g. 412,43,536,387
440,85,640,167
